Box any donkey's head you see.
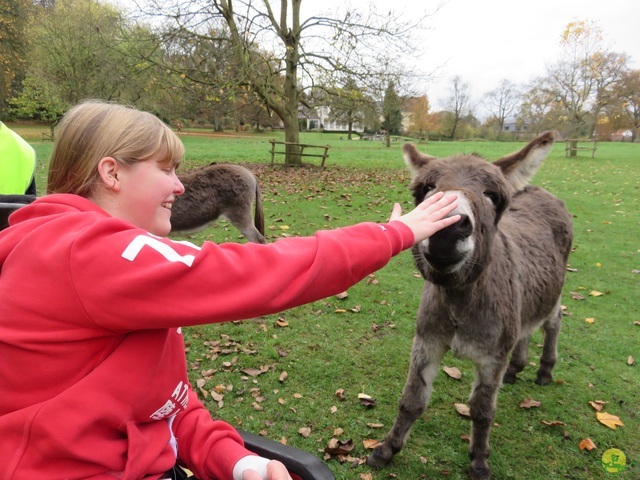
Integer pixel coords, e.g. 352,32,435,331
405,131,556,287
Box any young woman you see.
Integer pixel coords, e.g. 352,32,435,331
0,100,459,480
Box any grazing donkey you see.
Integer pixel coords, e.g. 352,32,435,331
171,163,266,243
367,132,573,479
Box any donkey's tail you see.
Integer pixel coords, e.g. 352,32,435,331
254,182,265,236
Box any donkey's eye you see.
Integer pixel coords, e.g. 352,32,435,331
484,191,500,206
422,183,436,196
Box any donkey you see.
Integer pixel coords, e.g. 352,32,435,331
366,132,573,479
171,163,266,244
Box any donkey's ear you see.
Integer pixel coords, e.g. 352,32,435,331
403,143,436,178
493,131,556,191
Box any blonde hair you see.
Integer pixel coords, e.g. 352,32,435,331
47,100,184,197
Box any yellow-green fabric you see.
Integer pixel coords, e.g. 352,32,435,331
0,122,36,194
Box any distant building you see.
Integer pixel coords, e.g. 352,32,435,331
502,118,531,135
298,106,364,133
611,129,633,141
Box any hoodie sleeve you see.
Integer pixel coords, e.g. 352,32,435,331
172,389,256,480
70,219,414,332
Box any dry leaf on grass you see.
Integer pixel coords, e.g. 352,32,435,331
358,393,377,408
579,438,597,451
362,439,382,449
589,400,607,412
596,411,624,429
541,420,566,427
324,438,354,455
298,427,311,438
443,366,462,379
454,403,470,417
520,398,542,409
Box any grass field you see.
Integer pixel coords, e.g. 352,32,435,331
23,126,640,479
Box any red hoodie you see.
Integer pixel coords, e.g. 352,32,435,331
0,194,414,479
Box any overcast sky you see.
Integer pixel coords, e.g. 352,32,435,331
305,0,639,116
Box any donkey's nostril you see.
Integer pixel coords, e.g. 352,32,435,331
454,214,472,239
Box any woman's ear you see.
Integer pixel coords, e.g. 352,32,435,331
97,157,121,191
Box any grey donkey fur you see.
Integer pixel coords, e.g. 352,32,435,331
366,132,573,479
171,163,266,243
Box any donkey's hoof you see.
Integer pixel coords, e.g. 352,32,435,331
502,372,518,384
470,464,491,480
366,448,393,468
535,373,553,386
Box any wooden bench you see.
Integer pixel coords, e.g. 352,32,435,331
269,140,331,167
41,132,54,141
565,139,597,158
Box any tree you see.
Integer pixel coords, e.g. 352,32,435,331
326,77,370,140
22,0,168,115
534,20,629,137
9,73,66,135
137,0,432,165
609,70,640,142
482,79,520,137
444,75,471,139
381,81,403,145
407,94,432,139
0,0,34,116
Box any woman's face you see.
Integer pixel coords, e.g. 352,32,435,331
109,157,185,236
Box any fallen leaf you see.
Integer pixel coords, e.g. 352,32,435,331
242,365,269,377
520,398,542,409
330,406,337,414
358,393,377,408
628,356,634,366
333,428,343,436
336,291,349,300
454,403,470,417
293,393,303,399
589,290,603,297
589,400,606,412
367,423,384,428
596,411,624,429
275,318,289,327
443,366,462,379
541,420,566,427
460,433,471,442
585,317,595,324
335,388,346,401
570,292,585,300
279,371,288,382
362,439,381,449
360,473,373,480
298,427,311,438
334,308,347,313
324,438,354,455
579,438,597,451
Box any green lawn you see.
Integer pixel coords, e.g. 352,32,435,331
26,129,639,479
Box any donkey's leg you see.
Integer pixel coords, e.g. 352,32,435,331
503,335,530,384
468,356,508,480
535,299,562,386
367,337,447,467
223,207,266,244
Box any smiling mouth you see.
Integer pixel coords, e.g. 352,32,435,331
161,202,173,210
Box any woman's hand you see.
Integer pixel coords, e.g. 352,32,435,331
389,191,460,245
241,460,291,480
